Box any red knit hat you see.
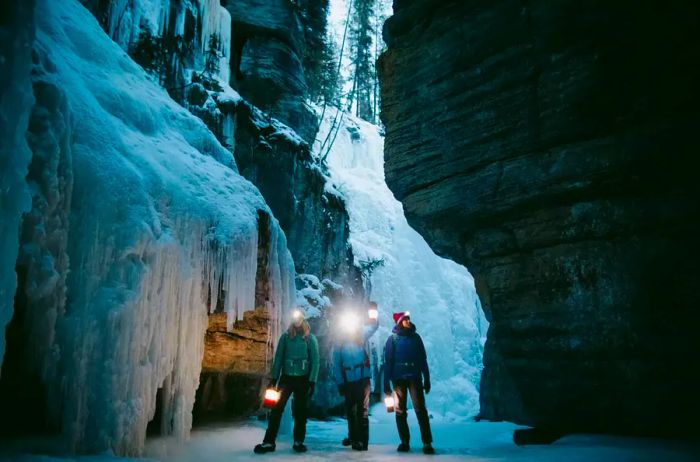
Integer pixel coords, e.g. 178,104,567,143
392,311,410,324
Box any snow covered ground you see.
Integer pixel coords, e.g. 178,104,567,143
4,405,699,461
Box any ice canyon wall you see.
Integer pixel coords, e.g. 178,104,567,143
0,0,295,455
379,0,700,436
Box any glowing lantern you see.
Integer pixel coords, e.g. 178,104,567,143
368,308,379,320
292,309,303,320
263,388,281,408
385,395,395,413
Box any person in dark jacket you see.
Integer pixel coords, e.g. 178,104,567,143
333,302,379,451
383,311,435,454
254,309,320,454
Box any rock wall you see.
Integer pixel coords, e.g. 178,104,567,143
379,0,700,437
223,0,318,143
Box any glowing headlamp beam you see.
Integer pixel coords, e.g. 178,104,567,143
340,312,360,333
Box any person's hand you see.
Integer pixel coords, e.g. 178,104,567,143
337,383,346,397
424,378,431,394
384,384,392,396
308,381,316,397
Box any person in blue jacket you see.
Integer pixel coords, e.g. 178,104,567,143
383,311,435,455
333,301,379,451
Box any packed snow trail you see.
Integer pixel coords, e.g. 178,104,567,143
5,407,698,461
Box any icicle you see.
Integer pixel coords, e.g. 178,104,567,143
23,0,297,455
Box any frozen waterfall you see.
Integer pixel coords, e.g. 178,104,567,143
315,107,488,420
0,0,295,455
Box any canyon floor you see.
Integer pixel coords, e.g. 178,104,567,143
4,404,698,461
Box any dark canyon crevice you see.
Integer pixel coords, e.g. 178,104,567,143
379,0,700,437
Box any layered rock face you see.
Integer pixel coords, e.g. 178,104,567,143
223,0,318,143
195,310,273,420
379,1,700,436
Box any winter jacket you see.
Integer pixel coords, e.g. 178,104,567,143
383,322,430,391
271,332,320,383
333,321,379,384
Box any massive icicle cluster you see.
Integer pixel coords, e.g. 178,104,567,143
0,0,295,455
315,108,488,420
99,0,232,82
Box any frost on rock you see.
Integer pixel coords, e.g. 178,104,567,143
4,0,296,455
315,106,489,421
295,274,344,319
96,0,232,83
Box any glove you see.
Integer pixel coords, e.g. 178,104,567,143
337,383,346,397
424,378,431,394
308,381,316,397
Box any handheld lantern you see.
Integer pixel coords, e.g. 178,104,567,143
263,388,281,408
368,308,378,320
385,395,395,413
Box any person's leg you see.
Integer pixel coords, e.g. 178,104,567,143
346,380,359,443
263,380,293,444
291,377,309,443
359,378,370,447
407,379,433,444
393,380,410,444
344,384,353,443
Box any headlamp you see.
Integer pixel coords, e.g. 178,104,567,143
340,311,360,333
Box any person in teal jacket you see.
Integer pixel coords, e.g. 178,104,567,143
333,301,379,451
254,309,320,454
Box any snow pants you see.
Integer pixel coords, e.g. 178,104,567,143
345,378,371,445
393,378,433,444
263,375,310,444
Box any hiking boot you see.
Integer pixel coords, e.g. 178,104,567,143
292,441,307,453
423,443,435,454
352,441,368,451
397,442,410,452
253,442,276,454
342,437,352,447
